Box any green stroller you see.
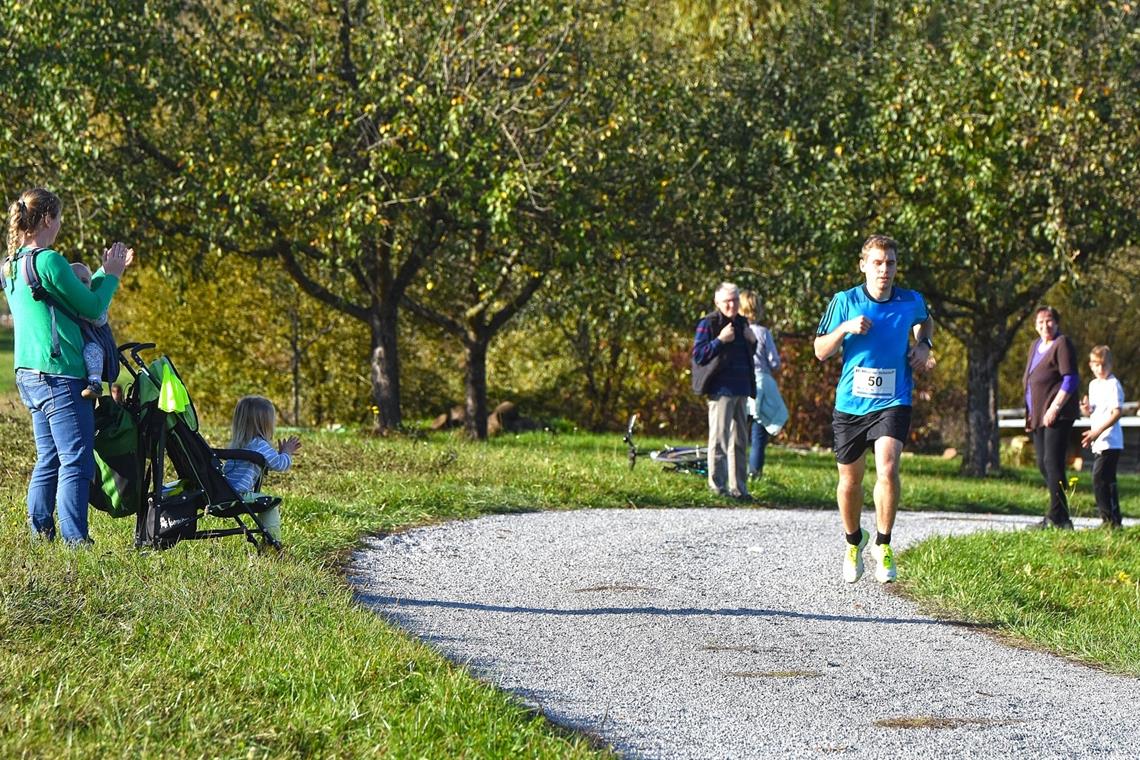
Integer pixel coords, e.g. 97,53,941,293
92,342,283,551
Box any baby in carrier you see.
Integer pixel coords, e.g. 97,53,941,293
70,262,113,399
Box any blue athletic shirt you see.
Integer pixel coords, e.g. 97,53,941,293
816,284,929,415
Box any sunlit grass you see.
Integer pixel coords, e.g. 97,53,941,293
901,528,1140,674
1,399,1137,756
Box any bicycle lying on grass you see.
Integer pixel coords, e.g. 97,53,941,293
622,414,707,476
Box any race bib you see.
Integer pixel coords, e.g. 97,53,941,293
853,367,896,399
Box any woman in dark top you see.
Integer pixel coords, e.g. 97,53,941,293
1023,306,1079,529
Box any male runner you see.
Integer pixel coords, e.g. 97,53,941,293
814,235,934,583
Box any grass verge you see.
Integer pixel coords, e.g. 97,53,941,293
1,398,1137,756
900,528,1140,674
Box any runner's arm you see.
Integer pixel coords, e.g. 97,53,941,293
814,317,870,361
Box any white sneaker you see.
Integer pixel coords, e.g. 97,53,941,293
872,542,897,583
842,528,870,583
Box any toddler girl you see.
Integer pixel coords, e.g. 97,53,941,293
222,395,300,539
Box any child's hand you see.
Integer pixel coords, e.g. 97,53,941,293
1081,428,1097,448
279,435,301,456
1079,395,1092,416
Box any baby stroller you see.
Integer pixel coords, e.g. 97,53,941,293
93,342,283,551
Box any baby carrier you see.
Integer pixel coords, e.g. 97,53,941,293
0,246,119,381
90,342,282,551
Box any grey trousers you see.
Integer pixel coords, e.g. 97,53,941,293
707,394,750,496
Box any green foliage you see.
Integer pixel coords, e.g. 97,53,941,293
693,0,1140,471
5,0,1139,451
999,249,1140,409
112,257,371,427
665,0,802,51
5,0,620,431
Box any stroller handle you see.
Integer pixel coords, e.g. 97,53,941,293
125,343,157,367
115,342,157,381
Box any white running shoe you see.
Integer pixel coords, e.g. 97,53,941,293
872,542,897,583
843,528,870,583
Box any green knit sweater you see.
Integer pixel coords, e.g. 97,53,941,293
4,246,119,378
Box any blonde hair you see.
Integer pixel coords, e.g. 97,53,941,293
7,188,62,257
229,395,278,448
739,289,762,323
1090,345,1113,367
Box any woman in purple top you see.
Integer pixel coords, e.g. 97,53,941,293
1022,306,1079,529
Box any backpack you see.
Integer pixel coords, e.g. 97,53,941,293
2,247,119,382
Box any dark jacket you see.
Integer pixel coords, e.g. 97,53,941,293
692,311,757,398
1023,334,1080,431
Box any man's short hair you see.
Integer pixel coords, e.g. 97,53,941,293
715,282,739,301
860,235,898,260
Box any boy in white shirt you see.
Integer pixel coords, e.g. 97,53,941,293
1080,345,1125,529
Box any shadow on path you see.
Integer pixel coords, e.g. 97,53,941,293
357,592,992,628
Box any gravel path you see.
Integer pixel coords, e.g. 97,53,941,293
348,508,1139,759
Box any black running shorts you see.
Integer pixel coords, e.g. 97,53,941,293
832,406,912,465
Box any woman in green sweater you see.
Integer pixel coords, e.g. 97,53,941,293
4,188,133,545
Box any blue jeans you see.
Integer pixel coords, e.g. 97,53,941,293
749,419,769,477
15,369,95,543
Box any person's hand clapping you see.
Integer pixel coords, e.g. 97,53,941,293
102,241,134,277
278,435,301,456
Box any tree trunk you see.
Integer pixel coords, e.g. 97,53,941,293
463,337,489,441
370,307,401,431
962,337,1003,476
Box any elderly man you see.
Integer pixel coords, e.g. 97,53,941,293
692,282,757,500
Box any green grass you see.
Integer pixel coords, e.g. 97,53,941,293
900,529,1140,674
1,398,1138,757
0,326,13,395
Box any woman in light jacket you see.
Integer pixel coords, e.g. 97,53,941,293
740,290,788,479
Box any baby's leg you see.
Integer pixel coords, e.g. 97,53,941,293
81,341,103,399
83,341,102,382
